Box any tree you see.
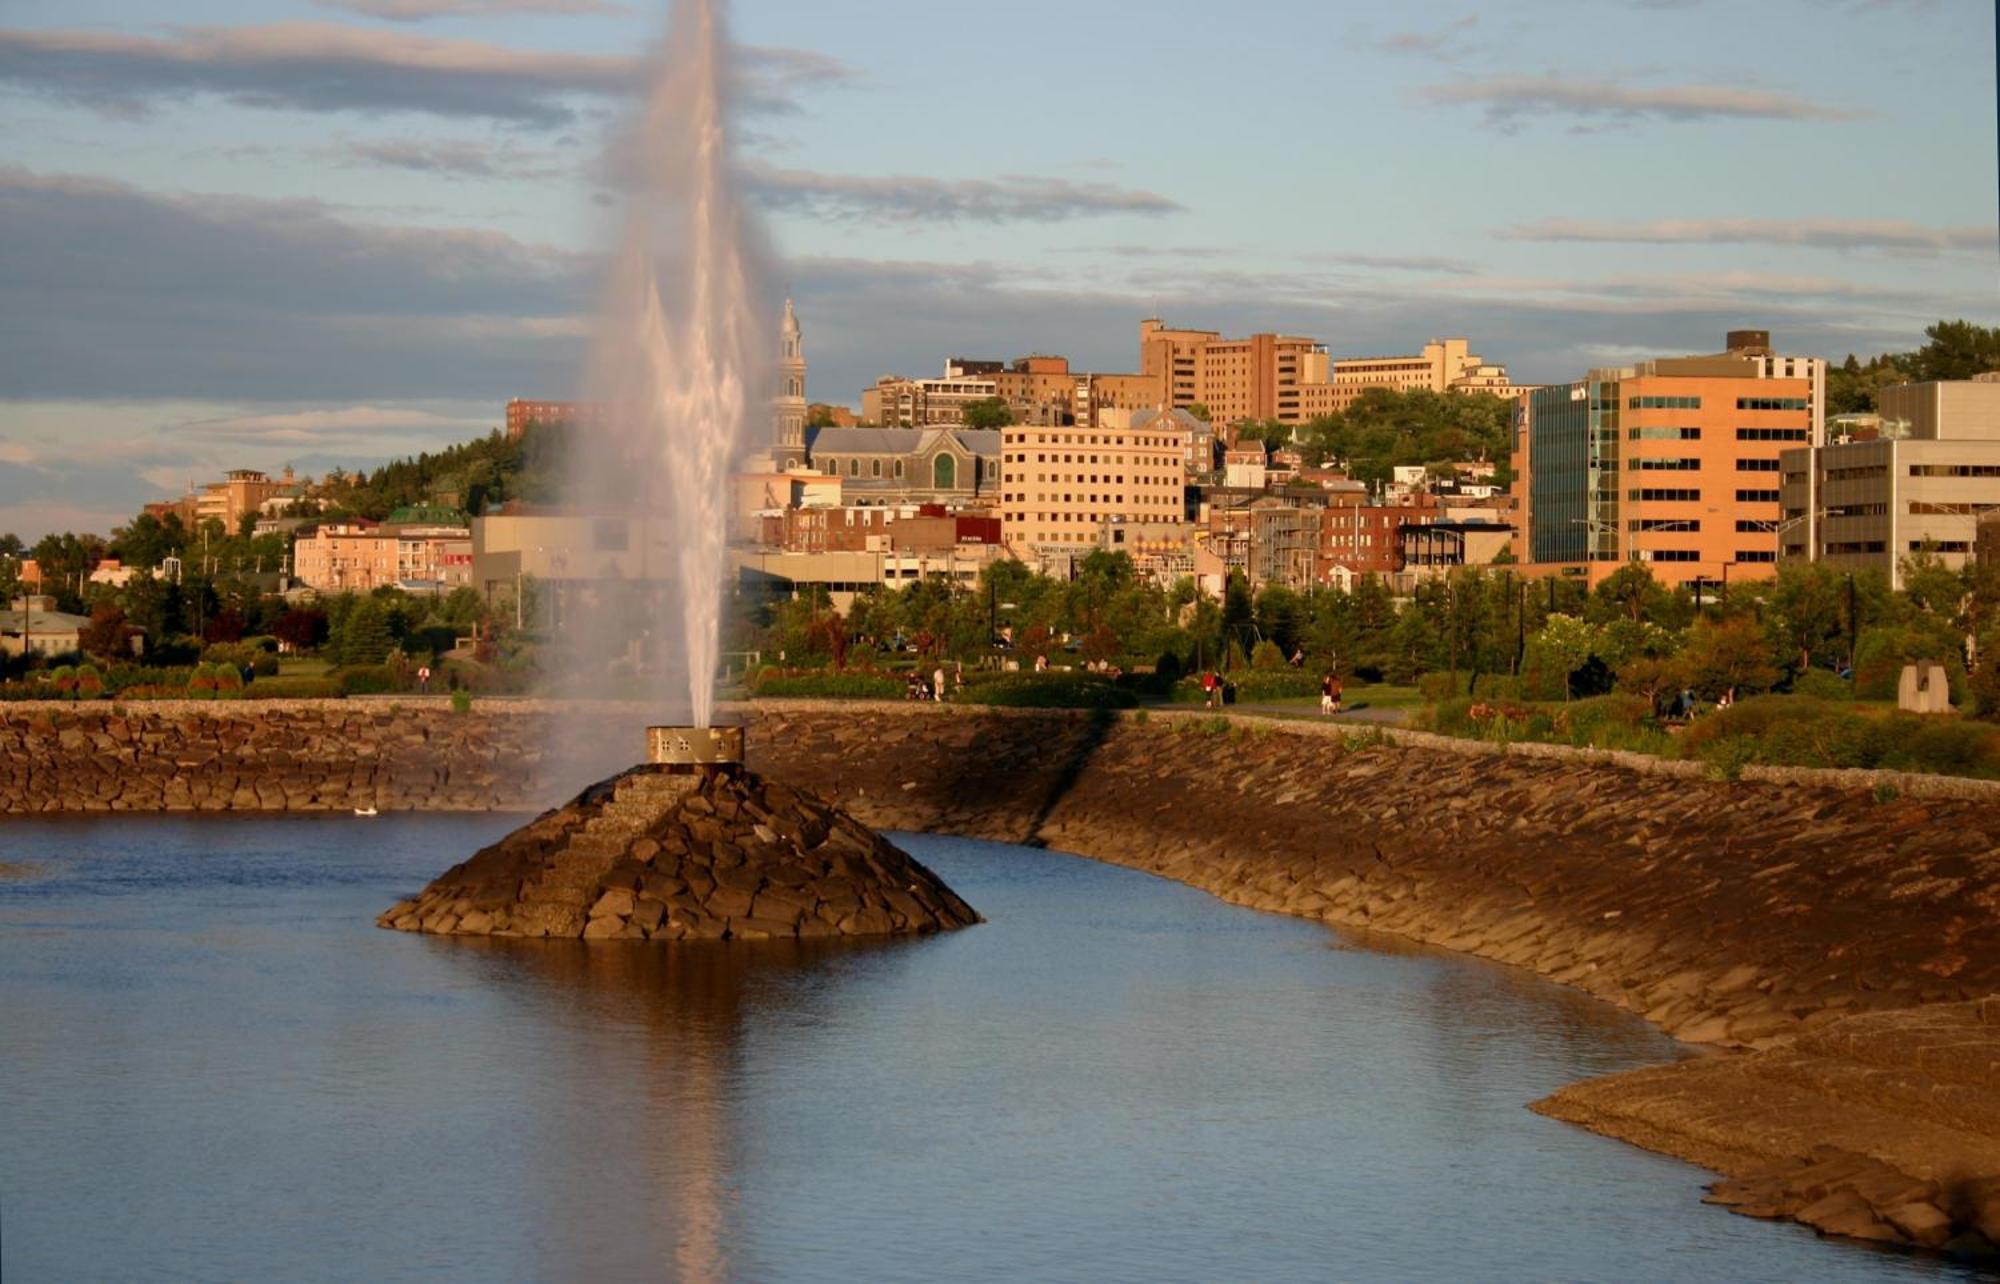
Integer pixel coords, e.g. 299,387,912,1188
1185,403,1212,423
1678,615,1780,698
78,604,136,661
273,607,330,652
333,598,394,666
1528,614,1598,700
1907,320,2000,383
962,397,1014,430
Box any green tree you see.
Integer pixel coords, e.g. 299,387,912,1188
962,397,1014,430
1679,615,1780,698
1907,319,2000,383
334,598,394,666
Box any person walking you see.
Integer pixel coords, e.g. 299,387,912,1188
1320,672,1335,715
1329,672,1344,714
417,665,432,696
1203,669,1220,709
933,665,947,702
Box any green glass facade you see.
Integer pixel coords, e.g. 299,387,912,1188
1529,378,1621,564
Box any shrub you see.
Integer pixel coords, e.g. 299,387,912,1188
450,687,473,714
1789,669,1853,702
337,665,404,696
1250,640,1286,670
747,669,903,700
242,677,344,700
1677,695,2000,779
954,672,1138,709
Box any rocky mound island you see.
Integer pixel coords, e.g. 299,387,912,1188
379,725,978,941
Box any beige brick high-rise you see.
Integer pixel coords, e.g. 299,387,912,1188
1001,420,1185,556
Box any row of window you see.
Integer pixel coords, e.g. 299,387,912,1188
1629,488,1699,501
1003,494,1176,506
1737,459,1781,472
1738,397,1810,412
1910,464,2000,478
1640,549,1777,564
1001,434,1178,449
1736,427,1808,441
1634,458,1699,471
1629,426,1702,441
1629,396,1701,410
1629,519,1700,532
1738,489,1781,503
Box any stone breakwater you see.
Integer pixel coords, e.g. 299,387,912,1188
9,698,2000,1257
378,763,978,941
2,700,546,812
743,702,2000,1263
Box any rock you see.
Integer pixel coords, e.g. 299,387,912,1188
1880,1200,1954,1247
589,888,636,920
377,760,978,945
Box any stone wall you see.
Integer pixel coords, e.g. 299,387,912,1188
1,700,547,812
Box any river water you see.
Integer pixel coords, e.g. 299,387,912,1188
0,815,1970,1282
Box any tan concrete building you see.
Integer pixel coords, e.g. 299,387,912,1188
293,520,400,592
1001,420,1186,557
1780,377,2000,587
861,374,998,427
1520,331,1821,589
1139,320,1518,428
293,518,472,593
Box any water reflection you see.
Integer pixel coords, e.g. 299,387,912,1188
437,935,909,1282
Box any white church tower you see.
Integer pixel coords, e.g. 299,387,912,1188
775,297,807,467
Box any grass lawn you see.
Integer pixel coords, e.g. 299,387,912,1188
278,657,332,677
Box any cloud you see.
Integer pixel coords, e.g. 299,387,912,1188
1303,252,1478,276
0,167,594,402
1418,75,1854,126
181,405,494,444
315,0,628,18
339,137,570,180
1499,216,1996,254
0,23,851,127
741,161,1183,224
1381,15,1480,61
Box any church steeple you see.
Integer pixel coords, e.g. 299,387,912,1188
776,297,806,462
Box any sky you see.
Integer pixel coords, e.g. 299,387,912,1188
1,0,1996,539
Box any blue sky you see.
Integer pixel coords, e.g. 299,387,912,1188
1,0,1995,537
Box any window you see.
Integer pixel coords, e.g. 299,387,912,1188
1648,550,1700,562
871,459,882,477
1629,488,1701,501
1827,540,1886,554
1629,518,1701,532
1736,459,1781,472
1736,551,1777,563
1629,426,1702,441
1736,489,1780,503
1827,503,1888,518
1629,395,1701,410
1736,519,1775,533
1738,397,1809,412
1910,540,1971,553
1635,458,1700,471
1736,427,1808,441
1826,464,1886,481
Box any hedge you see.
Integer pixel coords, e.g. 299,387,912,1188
243,677,345,700
953,672,1138,709
748,670,904,700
